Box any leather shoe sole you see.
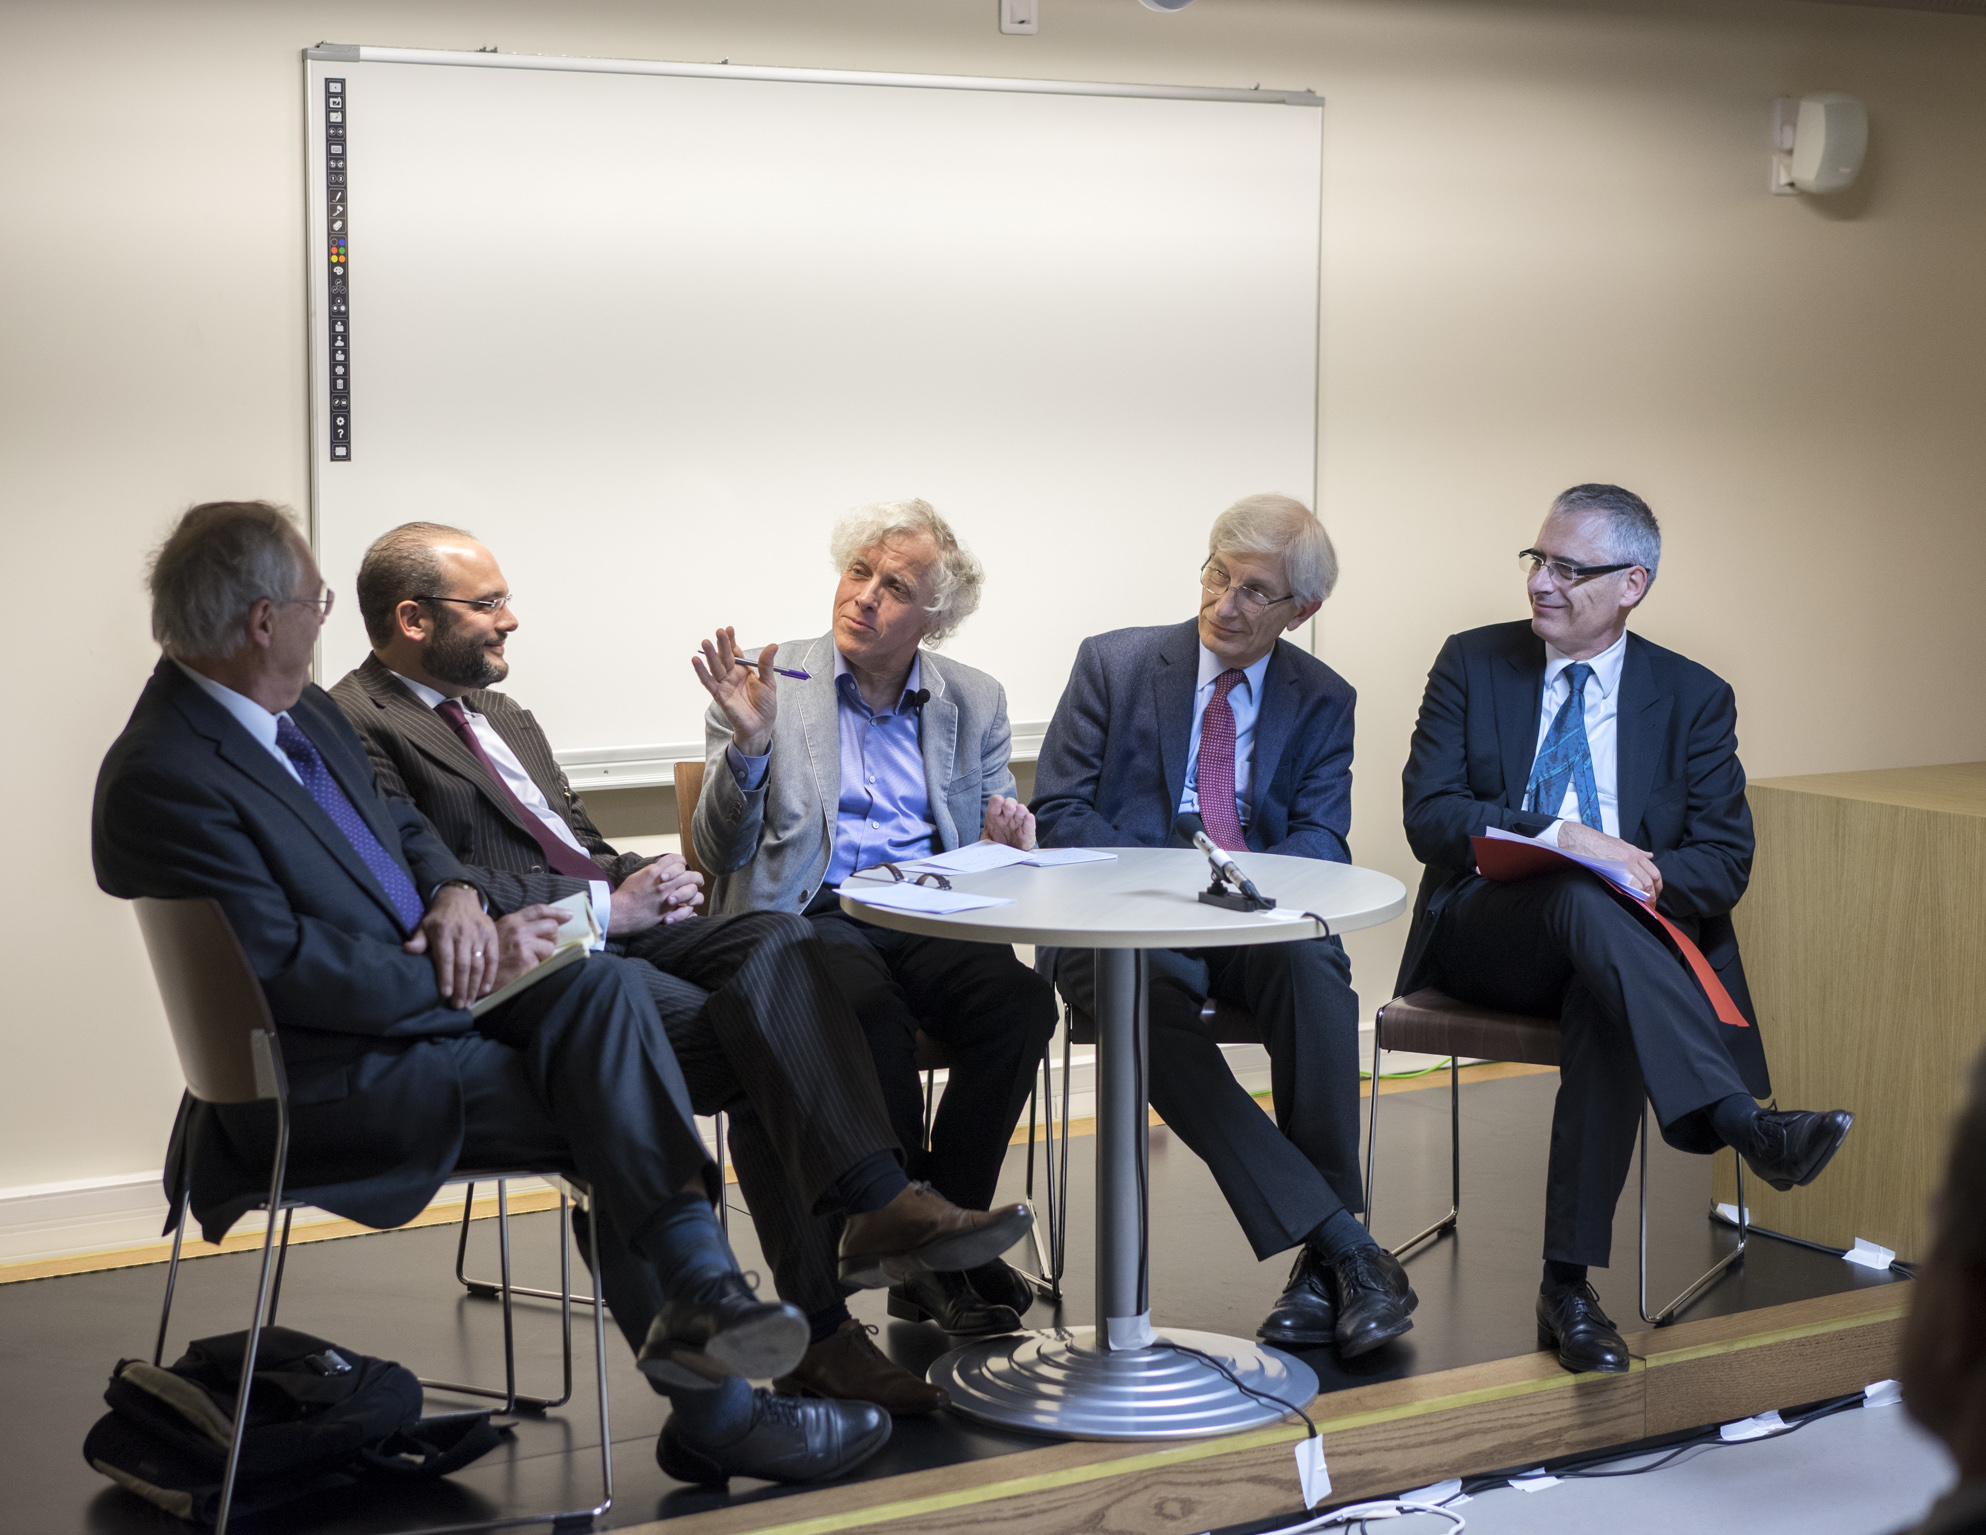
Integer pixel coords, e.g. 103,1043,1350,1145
639,1304,810,1391
838,1203,1034,1289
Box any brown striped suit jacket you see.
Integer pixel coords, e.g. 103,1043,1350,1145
330,653,651,913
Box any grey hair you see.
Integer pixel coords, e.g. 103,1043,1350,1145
1548,483,1662,590
357,522,478,647
1208,493,1339,607
147,501,309,661
1934,1050,1986,1266
829,498,985,646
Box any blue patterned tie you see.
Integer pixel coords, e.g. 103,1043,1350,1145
1524,661,1604,831
275,716,426,932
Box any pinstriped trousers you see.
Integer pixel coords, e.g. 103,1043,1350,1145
618,911,900,1316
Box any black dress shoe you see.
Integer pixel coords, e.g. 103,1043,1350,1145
1332,1245,1417,1358
658,1388,891,1485
638,1272,809,1391
965,1257,1037,1317
1536,1282,1630,1375
1738,1109,1854,1192
886,1267,1022,1336
1257,1249,1337,1348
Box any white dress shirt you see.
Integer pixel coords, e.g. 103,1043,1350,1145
175,662,303,784
1178,644,1273,829
1529,628,1628,844
391,671,611,943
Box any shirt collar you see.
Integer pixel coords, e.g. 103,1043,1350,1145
1542,627,1628,700
1196,642,1273,698
833,647,924,716
383,666,461,714
175,661,288,749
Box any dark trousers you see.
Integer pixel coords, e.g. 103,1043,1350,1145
1053,936,1363,1262
453,954,713,1356
1425,871,1752,1267
616,911,901,1317
806,909,1059,1212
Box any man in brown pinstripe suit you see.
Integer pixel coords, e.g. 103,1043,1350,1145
331,523,1031,1419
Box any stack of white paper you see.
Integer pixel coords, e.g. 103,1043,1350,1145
841,883,1015,915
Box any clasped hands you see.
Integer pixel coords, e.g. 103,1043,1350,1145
406,884,563,1010
1556,821,1664,899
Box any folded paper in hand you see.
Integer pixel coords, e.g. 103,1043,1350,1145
1477,826,1648,902
470,891,597,1018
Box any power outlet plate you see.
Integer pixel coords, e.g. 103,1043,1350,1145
1001,0,1039,35
1770,96,1800,195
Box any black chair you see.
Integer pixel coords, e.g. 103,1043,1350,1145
133,896,613,1534
1363,987,1748,1326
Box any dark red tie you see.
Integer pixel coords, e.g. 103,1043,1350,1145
434,699,601,882
1197,669,1249,851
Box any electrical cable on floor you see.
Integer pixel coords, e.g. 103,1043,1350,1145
1707,1206,1916,1277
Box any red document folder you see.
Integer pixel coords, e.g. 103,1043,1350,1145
1470,832,1749,1028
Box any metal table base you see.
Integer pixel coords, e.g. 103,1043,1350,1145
933,948,1318,1440
931,1325,1317,1440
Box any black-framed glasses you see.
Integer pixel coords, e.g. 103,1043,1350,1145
1519,550,1636,585
874,863,952,891
1200,559,1294,614
416,592,514,615
284,588,336,617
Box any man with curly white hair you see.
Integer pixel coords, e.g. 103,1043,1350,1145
693,499,1060,1341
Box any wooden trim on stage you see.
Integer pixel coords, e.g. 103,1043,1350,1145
627,1283,1908,1535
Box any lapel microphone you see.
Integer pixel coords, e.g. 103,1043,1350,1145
906,688,931,712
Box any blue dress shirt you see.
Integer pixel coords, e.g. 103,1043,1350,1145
728,650,936,886
1177,644,1273,830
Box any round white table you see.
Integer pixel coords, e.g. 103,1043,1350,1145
840,846,1409,1441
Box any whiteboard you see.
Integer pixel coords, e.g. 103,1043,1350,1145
305,47,1323,788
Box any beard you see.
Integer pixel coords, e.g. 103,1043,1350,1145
426,612,509,689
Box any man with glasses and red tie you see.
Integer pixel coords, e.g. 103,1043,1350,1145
1396,482,1853,1376
1031,493,1419,1364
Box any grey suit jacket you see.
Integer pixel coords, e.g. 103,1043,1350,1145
692,634,1017,915
330,653,650,914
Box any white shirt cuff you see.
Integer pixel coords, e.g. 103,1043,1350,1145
1539,819,1566,847
589,880,612,950
725,742,770,791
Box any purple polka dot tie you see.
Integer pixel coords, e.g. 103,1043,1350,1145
275,715,426,933
1197,669,1249,852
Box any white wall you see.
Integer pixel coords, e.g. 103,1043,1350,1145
3,0,1984,1213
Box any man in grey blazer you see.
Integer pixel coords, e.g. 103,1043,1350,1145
692,499,1060,1337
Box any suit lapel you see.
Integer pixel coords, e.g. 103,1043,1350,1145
1491,631,1546,807
918,659,961,849
1153,622,1198,819
1249,642,1300,815
1614,635,1670,844
476,696,576,830
795,635,841,844
362,658,540,844
167,671,406,929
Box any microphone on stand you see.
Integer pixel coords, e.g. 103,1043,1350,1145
1173,812,1274,911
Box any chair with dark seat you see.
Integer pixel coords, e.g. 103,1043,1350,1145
132,895,612,1535
1363,986,1748,1327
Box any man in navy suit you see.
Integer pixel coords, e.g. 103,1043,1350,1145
1398,483,1852,1375
1032,494,1417,1361
93,501,891,1486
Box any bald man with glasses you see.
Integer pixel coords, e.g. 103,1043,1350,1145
1396,482,1853,1376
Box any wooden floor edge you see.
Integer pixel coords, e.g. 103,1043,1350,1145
622,1282,1910,1535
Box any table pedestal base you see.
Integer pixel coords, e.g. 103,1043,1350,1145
928,1326,1318,1441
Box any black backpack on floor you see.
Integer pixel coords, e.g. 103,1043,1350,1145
83,1325,508,1525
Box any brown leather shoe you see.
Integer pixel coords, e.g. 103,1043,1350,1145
773,1320,951,1416
837,1181,1033,1289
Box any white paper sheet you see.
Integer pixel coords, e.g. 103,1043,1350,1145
841,883,1015,915
1481,824,1652,903
1021,847,1117,866
892,842,1034,876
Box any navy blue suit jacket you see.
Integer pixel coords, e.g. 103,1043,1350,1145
1031,620,1357,862
94,661,497,1238
1396,620,1769,1097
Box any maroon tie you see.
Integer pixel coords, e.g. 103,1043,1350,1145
434,699,602,881
1197,669,1249,851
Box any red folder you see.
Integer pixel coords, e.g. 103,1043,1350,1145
1470,834,1749,1028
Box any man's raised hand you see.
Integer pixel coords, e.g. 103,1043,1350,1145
984,794,1037,851
691,626,779,756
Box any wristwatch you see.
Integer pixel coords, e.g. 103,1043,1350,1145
431,878,488,913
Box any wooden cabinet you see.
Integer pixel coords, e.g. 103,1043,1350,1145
1713,762,1986,1261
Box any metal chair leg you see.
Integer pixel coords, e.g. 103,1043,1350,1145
1020,1030,1065,1302
265,1207,296,1326
714,1109,730,1236
1362,1006,1459,1260
1638,1108,1748,1326
214,1110,291,1535
456,1178,600,1311
922,1068,938,1148
424,1178,578,1411
153,1190,191,1367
